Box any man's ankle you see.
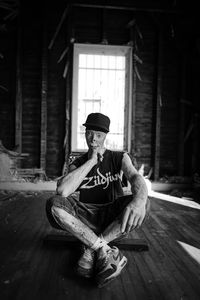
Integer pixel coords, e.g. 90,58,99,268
91,237,108,250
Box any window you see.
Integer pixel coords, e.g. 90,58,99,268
71,43,132,152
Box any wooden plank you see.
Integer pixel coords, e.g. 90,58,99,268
141,225,196,299
72,3,182,14
63,13,73,173
43,234,149,251
130,38,137,156
1,193,200,299
40,15,48,171
15,23,22,160
57,45,69,63
154,29,163,180
48,5,69,50
133,252,164,299
119,254,141,299
192,113,199,174
178,55,187,175
147,212,200,298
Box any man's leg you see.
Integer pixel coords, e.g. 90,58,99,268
94,197,150,287
101,219,126,243
101,195,150,244
51,205,102,249
46,194,110,251
46,194,112,278
46,195,128,287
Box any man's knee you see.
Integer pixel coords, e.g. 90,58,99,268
46,194,66,206
51,205,68,221
46,195,71,230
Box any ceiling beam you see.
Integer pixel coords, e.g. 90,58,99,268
72,3,183,14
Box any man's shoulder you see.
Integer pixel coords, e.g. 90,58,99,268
105,149,128,170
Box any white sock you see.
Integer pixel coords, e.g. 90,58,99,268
99,234,107,244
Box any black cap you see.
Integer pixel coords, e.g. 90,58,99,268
83,113,110,133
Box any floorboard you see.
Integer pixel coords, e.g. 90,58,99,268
0,191,200,300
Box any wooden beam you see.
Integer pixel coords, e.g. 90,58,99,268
15,23,22,159
48,5,70,50
72,3,182,14
154,29,163,181
63,12,73,173
127,24,136,156
44,234,149,251
178,55,187,175
57,45,69,63
192,114,199,174
40,17,48,171
131,50,137,156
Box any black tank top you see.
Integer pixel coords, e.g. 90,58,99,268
72,149,125,205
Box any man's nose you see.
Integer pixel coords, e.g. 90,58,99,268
92,133,97,141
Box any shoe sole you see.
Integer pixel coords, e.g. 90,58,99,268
77,265,93,278
97,256,128,288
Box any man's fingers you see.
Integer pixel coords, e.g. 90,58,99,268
125,213,134,233
122,206,146,233
132,214,140,228
136,215,145,228
121,208,129,233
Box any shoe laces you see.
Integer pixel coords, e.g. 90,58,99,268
101,246,118,264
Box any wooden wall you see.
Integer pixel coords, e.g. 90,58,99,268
0,1,200,178
0,24,16,150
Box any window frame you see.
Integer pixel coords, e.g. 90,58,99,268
71,43,132,153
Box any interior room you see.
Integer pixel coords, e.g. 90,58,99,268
0,1,200,299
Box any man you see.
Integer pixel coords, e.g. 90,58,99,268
46,112,149,288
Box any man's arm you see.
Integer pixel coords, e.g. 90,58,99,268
121,152,148,233
56,152,97,197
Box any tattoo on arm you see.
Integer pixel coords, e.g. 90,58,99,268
122,153,148,205
129,174,148,203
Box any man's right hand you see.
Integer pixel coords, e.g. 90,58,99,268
88,146,104,164
88,147,98,164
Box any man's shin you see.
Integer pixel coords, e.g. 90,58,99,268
51,206,98,248
101,219,127,244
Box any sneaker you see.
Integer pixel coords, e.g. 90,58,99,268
95,246,128,288
77,245,95,278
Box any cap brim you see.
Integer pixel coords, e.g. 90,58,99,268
82,123,109,133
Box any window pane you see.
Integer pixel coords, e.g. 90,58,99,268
87,55,94,68
101,55,108,69
78,69,86,99
94,55,101,68
77,64,125,149
73,45,131,152
116,56,125,69
79,54,86,68
108,56,116,69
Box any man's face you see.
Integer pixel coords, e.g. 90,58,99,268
85,130,107,149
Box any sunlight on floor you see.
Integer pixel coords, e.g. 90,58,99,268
149,190,200,210
177,241,200,265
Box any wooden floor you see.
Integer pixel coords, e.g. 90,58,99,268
0,190,200,300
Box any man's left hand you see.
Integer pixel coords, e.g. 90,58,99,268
121,203,146,233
